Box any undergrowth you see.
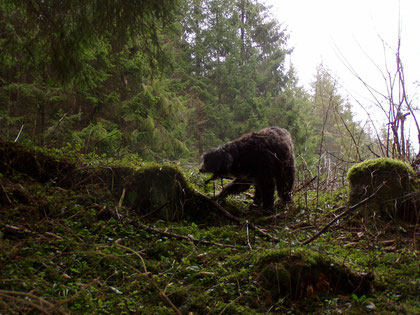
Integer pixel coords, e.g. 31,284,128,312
0,142,418,314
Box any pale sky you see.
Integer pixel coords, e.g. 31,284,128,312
265,0,420,152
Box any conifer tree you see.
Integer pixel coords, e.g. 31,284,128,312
178,0,294,156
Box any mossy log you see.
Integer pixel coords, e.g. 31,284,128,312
0,140,76,186
347,158,419,222
0,141,213,222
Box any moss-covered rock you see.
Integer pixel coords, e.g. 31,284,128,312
347,158,419,222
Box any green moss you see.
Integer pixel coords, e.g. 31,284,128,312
347,157,416,181
251,248,372,301
254,248,330,268
1,141,418,314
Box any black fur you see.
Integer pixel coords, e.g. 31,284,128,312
200,127,295,211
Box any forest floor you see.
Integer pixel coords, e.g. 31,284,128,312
0,141,419,314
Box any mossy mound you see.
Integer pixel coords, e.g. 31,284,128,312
252,249,373,302
0,140,215,223
0,140,76,187
347,158,419,222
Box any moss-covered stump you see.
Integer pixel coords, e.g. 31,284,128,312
253,249,373,301
95,164,211,222
347,158,419,222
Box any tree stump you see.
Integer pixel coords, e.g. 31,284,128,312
347,158,419,222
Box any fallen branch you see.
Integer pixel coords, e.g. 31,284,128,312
134,220,236,248
301,182,386,245
100,205,235,248
0,289,68,315
195,190,281,243
195,190,242,223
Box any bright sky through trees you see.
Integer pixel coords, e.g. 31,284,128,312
265,0,420,151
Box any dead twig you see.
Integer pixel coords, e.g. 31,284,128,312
0,290,68,315
134,220,236,248
0,183,12,204
195,190,282,243
245,220,252,250
14,124,24,143
118,187,126,208
101,205,235,248
139,202,170,219
293,176,317,194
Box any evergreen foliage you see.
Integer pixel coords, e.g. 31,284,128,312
178,0,295,155
1,0,372,168
1,0,178,83
298,66,375,188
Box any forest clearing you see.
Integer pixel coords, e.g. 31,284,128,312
0,0,419,313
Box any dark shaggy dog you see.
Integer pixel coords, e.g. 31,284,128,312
199,127,295,211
